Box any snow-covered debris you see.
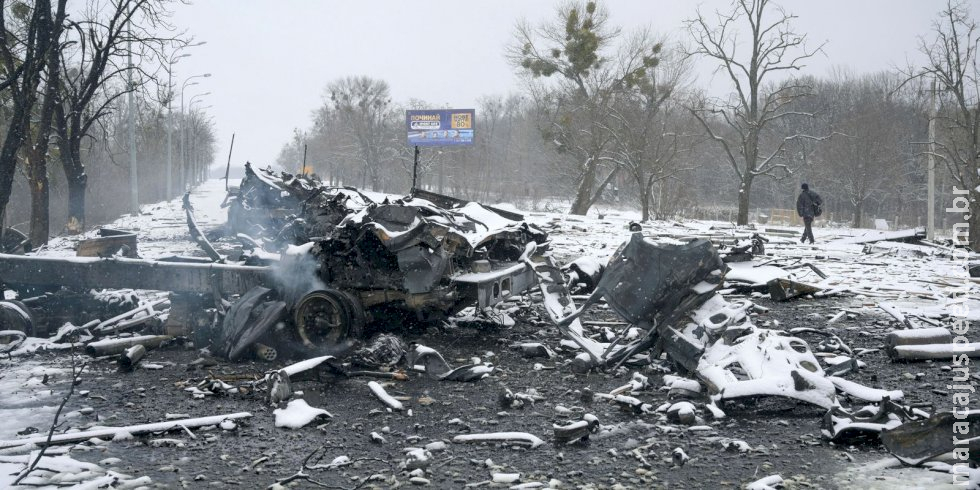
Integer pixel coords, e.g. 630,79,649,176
452,432,545,449
367,381,404,411
746,474,783,490
273,399,332,429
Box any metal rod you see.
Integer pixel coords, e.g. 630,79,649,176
302,143,308,176
224,133,235,191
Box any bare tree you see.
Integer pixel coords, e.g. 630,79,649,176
807,72,914,227
686,0,823,224
326,76,396,191
23,0,68,246
509,1,660,216
0,0,67,235
55,0,178,233
917,0,980,248
607,34,697,221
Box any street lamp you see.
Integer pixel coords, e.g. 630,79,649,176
163,51,193,199
187,94,211,185
179,73,211,190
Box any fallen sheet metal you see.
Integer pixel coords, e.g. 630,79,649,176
183,193,223,262
405,344,494,381
881,410,980,465
822,398,923,442
587,234,723,326
76,228,138,258
698,327,837,409
214,286,287,361
536,233,724,369
767,278,822,301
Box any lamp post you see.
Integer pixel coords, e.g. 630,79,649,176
179,73,211,190
163,53,189,199
127,5,136,213
163,42,206,199
187,96,211,185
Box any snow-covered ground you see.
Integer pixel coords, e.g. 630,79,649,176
1,179,977,488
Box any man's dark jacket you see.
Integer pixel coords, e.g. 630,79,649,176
796,190,823,219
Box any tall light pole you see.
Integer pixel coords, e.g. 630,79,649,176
188,97,211,185
927,77,937,240
127,4,137,214
179,73,210,190
163,42,206,199
164,52,190,199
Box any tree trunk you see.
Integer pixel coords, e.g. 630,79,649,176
638,176,651,222
65,144,86,233
852,201,863,229
736,176,752,225
970,196,980,251
0,109,31,215
569,159,597,216
54,104,88,234
27,147,49,247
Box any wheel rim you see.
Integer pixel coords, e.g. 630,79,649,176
294,290,350,347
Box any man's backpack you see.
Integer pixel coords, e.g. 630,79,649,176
812,193,823,217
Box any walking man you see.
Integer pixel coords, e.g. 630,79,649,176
796,183,822,244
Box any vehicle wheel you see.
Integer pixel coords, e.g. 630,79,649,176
293,289,364,348
0,300,35,336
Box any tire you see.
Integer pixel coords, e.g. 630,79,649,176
293,289,364,348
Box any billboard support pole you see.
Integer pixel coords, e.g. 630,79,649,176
301,144,308,176
412,145,420,194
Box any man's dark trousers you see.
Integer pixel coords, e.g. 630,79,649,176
802,217,815,244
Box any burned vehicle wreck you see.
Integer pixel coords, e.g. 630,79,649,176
0,164,550,361
219,164,550,358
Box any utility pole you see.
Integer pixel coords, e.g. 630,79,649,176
166,69,173,199
927,77,937,240
127,5,138,214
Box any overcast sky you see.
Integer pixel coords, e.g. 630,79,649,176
169,0,946,170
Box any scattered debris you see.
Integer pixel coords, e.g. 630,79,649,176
823,398,924,442
553,414,599,445
367,381,404,411
452,432,545,449
767,278,822,301
117,344,146,371
888,342,980,361
746,474,783,490
0,412,253,449
76,228,139,258
699,326,836,409
672,447,689,467
881,410,980,465
273,399,333,429
406,344,494,381
84,335,173,357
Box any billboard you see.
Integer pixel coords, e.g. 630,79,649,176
406,109,475,146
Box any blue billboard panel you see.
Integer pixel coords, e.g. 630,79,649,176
406,109,475,146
